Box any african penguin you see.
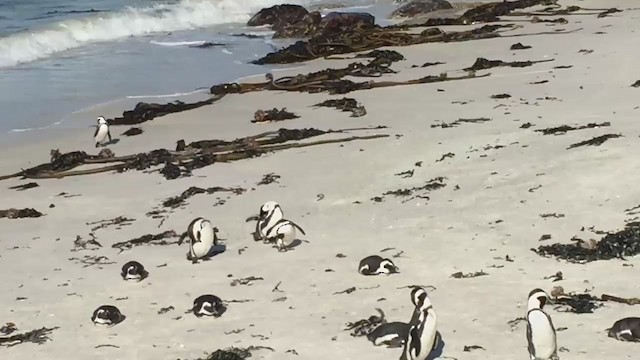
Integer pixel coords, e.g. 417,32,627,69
120,261,149,281
245,201,283,242
608,317,640,342
91,305,124,326
526,288,558,360
264,218,305,252
367,322,410,348
359,255,399,276
192,294,225,317
178,217,217,263
401,287,439,360
94,116,112,147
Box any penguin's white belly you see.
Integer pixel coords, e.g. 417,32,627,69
95,124,109,144
191,241,213,258
528,310,556,359
277,224,296,247
418,314,438,360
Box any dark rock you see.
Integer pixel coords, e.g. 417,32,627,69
319,12,375,34
0,208,44,219
274,11,321,38
510,42,531,50
122,127,143,136
175,140,186,152
391,0,453,18
247,4,309,27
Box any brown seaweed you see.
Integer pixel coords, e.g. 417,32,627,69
87,216,135,231
464,57,554,71
451,270,488,279
107,96,224,126
162,186,246,208
252,108,299,123
375,176,446,203
313,98,366,117
567,133,622,149
534,122,610,135
8,182,39,191
431,117,491,128
534,222,640,263
111,230,179,252
230,276,263,286
510,42,532,50
344,308,385,337
0,327,58,347
0,208,43,219
257,173,281,185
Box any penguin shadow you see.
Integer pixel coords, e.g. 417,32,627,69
101,138,120,147
114,314,126,326
207,243,227,258
270,238,310,251
427,332,445,360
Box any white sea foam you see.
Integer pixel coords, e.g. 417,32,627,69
149,40,207,47
0,0,303,68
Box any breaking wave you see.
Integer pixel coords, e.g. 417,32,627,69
0,0,301,68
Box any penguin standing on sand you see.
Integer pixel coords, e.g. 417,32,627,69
245,201,283,242
120,261,149,281
192,294,225,317
265,218,305,252
608,317,640,342
367,322,410,348
401,287,439,360
91,305,125,326
94,116,112,147
526,288,559,360
359,255,399,275
178,217,217,263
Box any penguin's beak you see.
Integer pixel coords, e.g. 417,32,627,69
245,215,259,222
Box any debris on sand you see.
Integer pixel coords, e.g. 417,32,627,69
0,326,59,347
567,134,622,149
534,222,640,263
631,80,640,88
107,97,222,126
111,230,179,252
8,182,39,191
252,108,300,123
345,308,385,337
162,186,246,208
375,176,446,203
451,270,488,279
334,287,357,295
0,208,44,219
464,57,553,71
230,276,264,286
534,122,610,135
431,117,491,128
87,216,135,231
197,346,275,360
551,287,603,314
257,173,281,185
313,98,367,117
510,42,532,50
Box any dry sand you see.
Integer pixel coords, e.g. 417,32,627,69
1,1,640,359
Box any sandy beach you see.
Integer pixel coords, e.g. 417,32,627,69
2,1,640,359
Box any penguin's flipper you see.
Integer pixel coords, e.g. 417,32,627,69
384,337,405,348
93,125,100,138
618,333,637,342
288,221,306,235
107,129,112,142
245,214,259,222
178,231,188,245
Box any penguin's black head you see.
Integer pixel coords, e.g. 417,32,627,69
381,259,399,274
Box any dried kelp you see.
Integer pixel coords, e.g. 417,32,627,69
553,292,603,314
534,122,610,135
375,177,446,203
8,182,39,191
313,98,366,117
534,222,640,263
510,42,532,50
631,80,640,88
431,117,491,128
68,255,115,268
257,173,281,185
345,308,385,337
354,50,405,62
567,134,622,149
87,216,135,231
162,186,246,208
451,270,488,279
0,208,43,219
0,127,388,181
0,327,58,347
252,108,299,123
111,230,179,252
107,96,224,126
464,57,554,71
601,294,640,305
230,276,263,286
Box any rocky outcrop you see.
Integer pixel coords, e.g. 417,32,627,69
274,11,375,38
391,0,453,18
246,4,309,27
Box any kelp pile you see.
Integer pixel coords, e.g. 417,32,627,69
313,98,367,117
534,222,640,263
0,127,388,181
0,326,58,347
107,97,222,126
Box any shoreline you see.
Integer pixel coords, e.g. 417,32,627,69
3,1,640,359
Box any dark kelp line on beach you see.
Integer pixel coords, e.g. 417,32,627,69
0,127,388,181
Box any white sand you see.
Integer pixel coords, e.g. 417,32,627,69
2,1,640,359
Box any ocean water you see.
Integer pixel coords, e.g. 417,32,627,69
0,0,400,143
